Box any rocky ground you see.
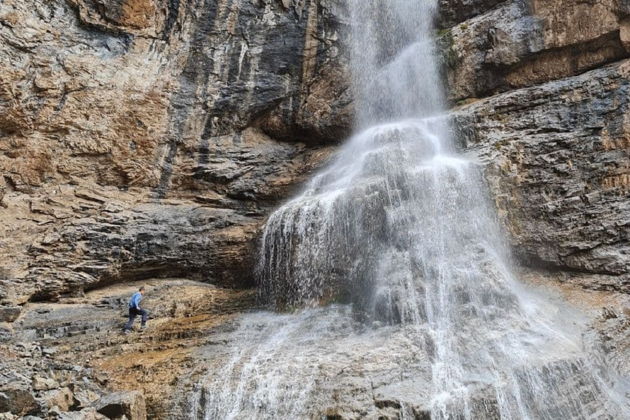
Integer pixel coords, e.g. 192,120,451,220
1,279,258,419
0,276,627,419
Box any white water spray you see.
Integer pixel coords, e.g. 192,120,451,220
189,1,629,418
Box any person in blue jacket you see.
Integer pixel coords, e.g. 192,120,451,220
123,286,148,333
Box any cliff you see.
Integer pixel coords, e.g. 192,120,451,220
444,0,630,292
0,0,628,418
0,0,350,305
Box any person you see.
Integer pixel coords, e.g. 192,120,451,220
123,286,148,334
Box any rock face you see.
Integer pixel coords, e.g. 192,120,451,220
440,0,630,102
1,0,629,418
0,0,349,304
2,0,624,302
2,0,626,303
436,0,630,293
453,61,630,291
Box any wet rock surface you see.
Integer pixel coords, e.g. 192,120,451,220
177,306,437,419
453,61,630,291
1,0,629,418
7,276,621,420
176,283,630,420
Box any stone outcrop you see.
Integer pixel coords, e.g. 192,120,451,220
440,0,630,102
0,0,347,304
2,0,624,303
93,391,146,420
453,61,630,291
2,136,332,303
1,0,629,418
436,0,630,293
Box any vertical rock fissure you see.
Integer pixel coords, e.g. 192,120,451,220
155,0,218,198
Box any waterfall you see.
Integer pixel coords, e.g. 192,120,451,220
189,1,629,418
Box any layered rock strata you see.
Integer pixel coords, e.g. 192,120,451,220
1,0,629,418
438,0,630,292
440,0,630,102
0,0,349,304
454,61,630,292
2,0,628,302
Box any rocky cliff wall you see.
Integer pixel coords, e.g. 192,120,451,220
440,0,630,292
1,1,629,418
2,0,627,304
0,0,351,304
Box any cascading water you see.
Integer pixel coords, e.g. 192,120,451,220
188,1,629,418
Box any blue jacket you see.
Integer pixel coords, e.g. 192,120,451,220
129,292,142,310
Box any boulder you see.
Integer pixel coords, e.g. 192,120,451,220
32,376,59,391
0,387,38,416
0,306,21,323
73,389,100,409
42,387,74,411
93,391,146,420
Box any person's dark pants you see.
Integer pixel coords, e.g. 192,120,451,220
124,308,148,331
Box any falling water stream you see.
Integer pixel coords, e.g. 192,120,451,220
188,1,629,418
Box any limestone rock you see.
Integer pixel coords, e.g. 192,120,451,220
0,386,38,416
0,279,256,418
74,389,101,410
453,61,630,290
0,306,20,322
93,391,146,420
42,387,74,411
440,0,630,102
66,0,163,36
438,0,505,28
0,0,346,303
32,376,59,391
4,143,330,303
0,0,629,417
